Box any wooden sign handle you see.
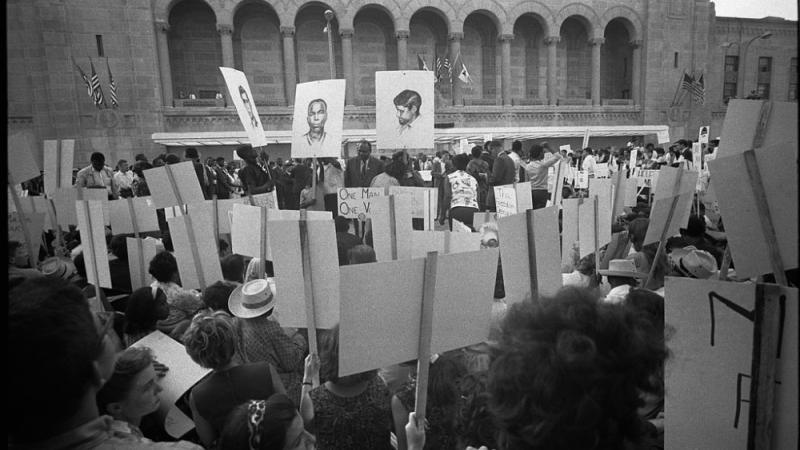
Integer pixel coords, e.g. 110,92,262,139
592,195,600,277
414,251,438,423
388,195,398,260
260,206,268,280
165,165,206,289
718,246,732,281
747,283,783,450
525,209,538,299
298,210,320,387
743,150,787,286
212,195,220,250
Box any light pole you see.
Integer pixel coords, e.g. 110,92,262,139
723,31,772,99
324,9,335,79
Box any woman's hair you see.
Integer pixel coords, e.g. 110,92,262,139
488,287,667,450
125,286,169,335
471,146,483,158
456,371,498,450
109,234,129,260
218,394,298,450
627,218,650,252
320,324,376,385
348,245,376,265
529,144,544,161
183,310,242,370
202,280,237,314
221,254,245,283
148,251,178,283
383,161,404,180
132,161,152,178
96,346,155,414
452,153,470,171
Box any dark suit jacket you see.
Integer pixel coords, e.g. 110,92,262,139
344,156,384,188
489,152,516,186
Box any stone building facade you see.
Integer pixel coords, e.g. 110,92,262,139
6,0,797,165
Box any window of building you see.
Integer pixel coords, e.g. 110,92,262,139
757,57,772,99
790,57,798,101
723,55,739,103
758,57,772,73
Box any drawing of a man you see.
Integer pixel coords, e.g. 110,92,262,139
393,89,421,136
239,85,259,129
301,98,328,153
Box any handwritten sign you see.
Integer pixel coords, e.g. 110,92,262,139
635,169,659,189
493,182,532,218
657,128,670,144
629,149,638,170
337,187,385,219
575,170,589,189
594,163,610,178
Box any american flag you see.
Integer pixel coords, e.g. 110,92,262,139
680,72,695,93
690,73,705,104
106,58,118,108
72,56,93,98
436,56,452,83
89,59,105,108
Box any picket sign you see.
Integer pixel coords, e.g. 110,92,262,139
642,169,683,289
413,251,438,424
493,182,532,218
76,200,112,311
7,133,42,268
298,209,321,387
548,160,567,207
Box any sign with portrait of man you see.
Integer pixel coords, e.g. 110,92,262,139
375,71,435,151
220,67,268,148
291,79,345,159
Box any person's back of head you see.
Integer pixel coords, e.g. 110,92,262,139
125,286,169,335
511,140,522,154
219,394,310,450
96,346,159,421
628,218,650,252
320,324,376,386
164,154,181,165
202,280,237,314
529,144,544,161
183,309,241,370
334,216,351,233
184,147,199,161
348,244,376,265
110,234,129,260
221,254,246,284
149,250,178,283
9,277,115,442
471,146,483,159
452,153,470,171
489,287,667,450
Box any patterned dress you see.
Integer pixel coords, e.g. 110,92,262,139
395,378,458,450
309,376,393,450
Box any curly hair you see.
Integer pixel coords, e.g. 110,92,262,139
456,370,498,450
148,251,178,283
125,286,169,335
96,346,155,414
182,310,242,370
488,287,667,450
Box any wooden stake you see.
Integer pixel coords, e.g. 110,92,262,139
525,209,538,299
747,283,783,450
718,246,732,281
592,196,600,277
743,150,788,286
414,251,438,424
299,209,320,387
260,206,268,280
388,195,397,260
126,197,148,288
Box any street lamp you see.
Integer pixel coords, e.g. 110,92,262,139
737,31,772,98
324,9,335,79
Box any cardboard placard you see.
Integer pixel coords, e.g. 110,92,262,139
698,125,710,145
548,160,567,207
167,213,222,290
43,139,75,196
664,278,797,450
80,188,112,226
446,231,483,254
220,67,268,148
559,144,572,153
8,131,41,186
575,170,589,189
10,192,55,231
250,191,279,209
629,149,638,170
594,163,610,178
375,71,436,151
657,128,670,144
636,169,660,189
692,143,703,172
188,198,245,236
291,79,346,159
144,162,206,209
388,186,438,228
370,195,414,262
451,219,472,233
337,187,386,219
498,206,562,303
76,200,112,288
578,196,597,258
130,330,212,438
623,177,639,207
8,211,45,259
410,231,445,259
126,237,159,291
589,179,613,249
561,198,581,266
582,129,590,149
419,170,432,182
109,197,160,234
718,100,797,158
708,143,798,278
493,182,532,218
644,192,694,246
230,204,329,259
270,219,340,329
472,212,497,230
339,248,499,377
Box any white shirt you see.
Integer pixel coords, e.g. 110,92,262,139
582,154,597,176
604,284,631,304
508,152,522,182
114,170,135,190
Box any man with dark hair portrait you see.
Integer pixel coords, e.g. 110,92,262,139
238,85,259,129
301,98,328,153
393,89,422,135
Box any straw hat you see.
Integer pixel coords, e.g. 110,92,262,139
670,246,718,279
40,257,77,280
598,259,648,278
228,278,276,319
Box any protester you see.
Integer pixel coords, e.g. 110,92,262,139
599,259,648,304
335,216,361,265
75,151,120,199
8,240,42,287
345,140,384,188
218,394,317,450
443,153,479,230
525,143,563,209
466,146,490,211
132,160,153,196
124,286,170,347
148,251,204,338
115,159,136,198
486,140,515,212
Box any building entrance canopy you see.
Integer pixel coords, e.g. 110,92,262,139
152,125,668,149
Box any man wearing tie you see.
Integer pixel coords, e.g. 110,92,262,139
344,140,384,188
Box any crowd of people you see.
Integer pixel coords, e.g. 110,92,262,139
12,133,787,450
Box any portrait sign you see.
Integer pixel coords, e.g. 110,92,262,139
220,67,267,148
291,79,346,159
698,125,710,145
375,71,435,151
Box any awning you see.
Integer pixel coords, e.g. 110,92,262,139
151,125,668,147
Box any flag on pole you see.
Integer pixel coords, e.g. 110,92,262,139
680,72,694,93
690,73,705,104
89,59,105,108
106,58,118,108
417,54,429,71
436,56,452,84
72,57,93,99
457,54,473,84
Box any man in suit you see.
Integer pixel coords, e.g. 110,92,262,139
486,140,516,212
344,140,384,188
184,147,213,200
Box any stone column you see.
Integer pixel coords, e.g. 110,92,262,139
281,26,297,105
217,24,234,68
340,29,354,105
590,37,604,106
630,39,642,105
154,20,173,107
499,34,513,106
544,36,560,105
449,32,463,106
396,30,409,70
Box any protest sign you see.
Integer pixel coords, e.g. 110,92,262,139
370,195,414,261
644,167,697,246
43,139,74,196
623,176,639,207
109,196,159,235
472,211,497,230
446,230,482,254
692,143,703,172
291,79,345,159
270,219,340,329
8,211,45,260
578,196,598,259
589,178,613,248
561,198,581,266
339,248,499,377
548,160,567,207
451,219,472,233
582,129,590,149
250,191,279,209
10,192,55,231
337,187,385,219
144,161,206,209
698,125,710,145
410,231,445,259
636,169,659,189
575,170,589,189
498,206,562,303
629,148,638,170
657,128,670,144
376,71,435,151
718,100,797,158
419,170,432,182
220,67,268,147
594,163,610,178
493,182,532,218
559,144,572,154
708,143,797,279
389,186,438,229
167,212,222,291
8,131,41,186
131,331,212,438
76,200,112,289
127,237,159,291
665,278,797,450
